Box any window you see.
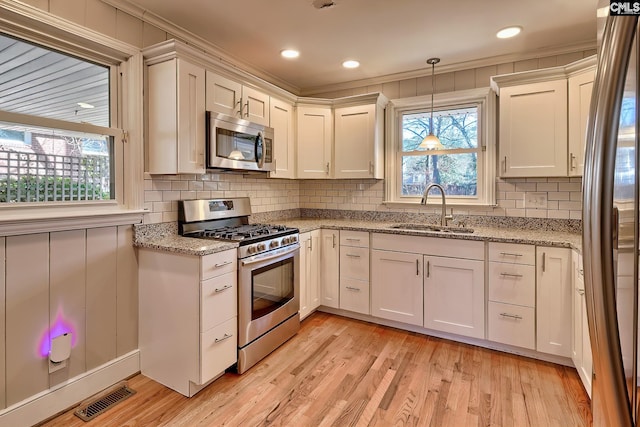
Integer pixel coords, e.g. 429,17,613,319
385,88,496,206
0,33,120,204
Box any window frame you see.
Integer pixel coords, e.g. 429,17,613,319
384,87,497,207
0,2,144,232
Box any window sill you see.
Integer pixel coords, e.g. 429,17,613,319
382,200,498,209
0,204,145,236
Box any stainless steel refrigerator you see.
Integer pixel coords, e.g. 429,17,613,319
583,3,640,426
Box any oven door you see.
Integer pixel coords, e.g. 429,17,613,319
238,243,300,347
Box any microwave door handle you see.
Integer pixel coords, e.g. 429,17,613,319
241,243,300,266
255,132,265,168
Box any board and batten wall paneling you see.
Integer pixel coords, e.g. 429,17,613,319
116,225,138,356
86,227,118,370
49,230,87,387
6,233,50,406
0,237,5,410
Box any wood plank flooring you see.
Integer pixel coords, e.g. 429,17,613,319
40,312,592,426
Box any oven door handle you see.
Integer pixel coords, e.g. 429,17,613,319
241,243,300,266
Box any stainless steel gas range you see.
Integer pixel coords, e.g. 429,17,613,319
179,198,300,374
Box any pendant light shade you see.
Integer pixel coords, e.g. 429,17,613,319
419,57,444,150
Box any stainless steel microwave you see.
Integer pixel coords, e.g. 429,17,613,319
206,111,274,172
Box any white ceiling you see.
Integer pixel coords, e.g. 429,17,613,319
124,0,598,95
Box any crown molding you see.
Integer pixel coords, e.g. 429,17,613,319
100,0,301,95
299,41,597,96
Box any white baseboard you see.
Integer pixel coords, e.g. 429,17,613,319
0,350,140,427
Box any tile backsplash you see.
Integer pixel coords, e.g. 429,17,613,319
143,173,582,224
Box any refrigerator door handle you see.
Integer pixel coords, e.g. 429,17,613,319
583,14,638,427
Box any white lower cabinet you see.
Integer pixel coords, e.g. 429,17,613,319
339,230,370,314
139,248,237,397
537,246,572,357
424,255,485,339
371,249,423,326
320,230,340,308
572,250,592,397
487,242,536,349
299,230,321,319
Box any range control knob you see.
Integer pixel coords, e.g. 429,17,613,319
282,237,291,245
270,240,280,249
257,243,267,251
247,245,258,254
290,235,298,243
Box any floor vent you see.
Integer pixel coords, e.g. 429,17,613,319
74,381,136,422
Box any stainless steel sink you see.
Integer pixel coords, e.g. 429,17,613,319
390,223,475,234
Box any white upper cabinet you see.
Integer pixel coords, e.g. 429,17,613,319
568,67,595,176
497,79,568,177
491,55,596,178
146,57,206,174
296,105,333,178
269,98,295,179
296,93,387,179
333,97,385,179
205,71,270,126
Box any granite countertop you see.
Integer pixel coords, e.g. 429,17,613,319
270,218,582,251
134,217,582,256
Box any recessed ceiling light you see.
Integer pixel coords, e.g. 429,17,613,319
496,26,522,39
77,102,95,109
281,49,299,59
342,60,360,69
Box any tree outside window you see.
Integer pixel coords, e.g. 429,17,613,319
401,106,479,198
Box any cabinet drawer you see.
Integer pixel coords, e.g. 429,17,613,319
340,278,370,314
201,250,237,280
199,317,237,385
340,230,369,248
201,271,237,331
488,242,535,265
340,246,369,281
487,301,535,350
488,262,535,307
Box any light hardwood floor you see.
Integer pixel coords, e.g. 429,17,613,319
41,312,592,426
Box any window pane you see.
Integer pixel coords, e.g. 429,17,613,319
402,153,477,197
0,122,112,203
0,33,110,127
402,107,478,151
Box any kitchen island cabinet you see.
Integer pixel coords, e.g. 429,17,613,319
138,248,237,397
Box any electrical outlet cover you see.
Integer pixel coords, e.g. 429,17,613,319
525,192,548,209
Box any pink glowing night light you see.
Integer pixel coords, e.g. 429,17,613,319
38,311,77,358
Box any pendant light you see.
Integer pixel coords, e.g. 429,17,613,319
419,57,444,150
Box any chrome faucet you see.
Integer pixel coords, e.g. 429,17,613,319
421,183,453,226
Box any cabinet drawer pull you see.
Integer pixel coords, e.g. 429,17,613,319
499,312,523,320
345,286,361,292
332,234,336,248
214,261,233,268
500,272,523,278
416,259,419,276
346,253,361,258
426,260,431,278
214,333,233,343
346,238,361,242
570,153,577,170
499,252,523,257
542,252,546,272
214,284,233,293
